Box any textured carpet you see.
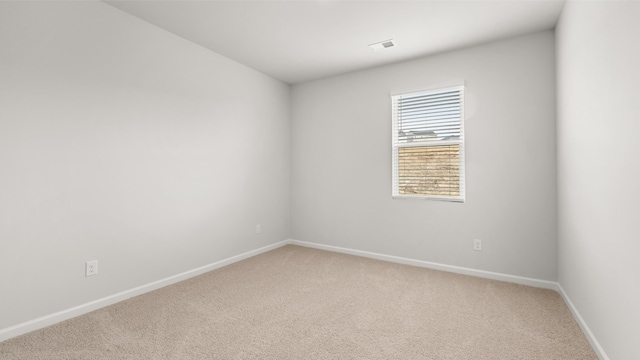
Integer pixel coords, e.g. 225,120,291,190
0,245,597,359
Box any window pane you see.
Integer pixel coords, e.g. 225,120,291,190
397,145,460,197
391,84,464,201
396,90,461,143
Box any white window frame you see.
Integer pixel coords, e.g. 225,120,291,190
391,82,466,202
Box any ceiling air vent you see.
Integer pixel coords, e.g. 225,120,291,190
369,39,395,51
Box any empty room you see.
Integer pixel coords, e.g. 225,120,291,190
0,0,638,359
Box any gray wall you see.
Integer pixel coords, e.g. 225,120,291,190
0,1,290,330
556,2,640,359
291,31,558,281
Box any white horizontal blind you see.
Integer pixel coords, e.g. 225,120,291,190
391,84,465,201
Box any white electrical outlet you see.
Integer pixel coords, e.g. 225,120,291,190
474,239,482,251
86,260,98,277
256,224,261,234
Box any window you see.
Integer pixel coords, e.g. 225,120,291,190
391,83,465,202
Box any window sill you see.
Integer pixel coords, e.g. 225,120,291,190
392,195,465,203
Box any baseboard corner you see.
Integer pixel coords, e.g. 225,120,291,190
557,284,610,360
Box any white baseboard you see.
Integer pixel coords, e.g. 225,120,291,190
557,284,610,360
288,239,558,290
288,239,610,359
0,240,289,343
1,238,608,360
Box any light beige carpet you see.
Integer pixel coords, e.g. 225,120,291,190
0,245,597,359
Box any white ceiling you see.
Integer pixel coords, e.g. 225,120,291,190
104,0,565,84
